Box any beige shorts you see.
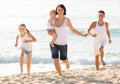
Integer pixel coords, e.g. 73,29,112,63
94,39,107,56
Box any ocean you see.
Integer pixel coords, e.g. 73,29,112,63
0,0,120,76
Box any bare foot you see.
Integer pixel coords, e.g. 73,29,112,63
66,63,70,69
103,62,106,67
20,69,23,75
28,73,30,77
66,60,70,69
59,73,62,76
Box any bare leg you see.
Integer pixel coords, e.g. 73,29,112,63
62,59,70,69
54,59,62,76
50,33,56,47
99,46,105,67
26,55,31,76
95,55,99,70
20,49,25,75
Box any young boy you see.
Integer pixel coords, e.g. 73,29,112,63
87,10,112,70
47,10,57,47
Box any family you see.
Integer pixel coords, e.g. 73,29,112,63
15,4,112,77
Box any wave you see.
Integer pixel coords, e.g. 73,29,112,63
0,56,120,65
110,29,120,37
0,56,52,64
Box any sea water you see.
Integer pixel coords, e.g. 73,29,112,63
0,0,120,76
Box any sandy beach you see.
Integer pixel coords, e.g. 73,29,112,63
0,65,120,84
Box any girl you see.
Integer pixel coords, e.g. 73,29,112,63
15,24,37,76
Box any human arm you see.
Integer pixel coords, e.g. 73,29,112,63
66,18,87,37
24,32,37,43
50,22,58,29
105,22,112,44
87,22,97,37
14,35,19,47
49,18,58,29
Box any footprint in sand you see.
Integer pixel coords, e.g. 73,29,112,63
2,78,10,82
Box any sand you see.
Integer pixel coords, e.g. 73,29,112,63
0,65,120,84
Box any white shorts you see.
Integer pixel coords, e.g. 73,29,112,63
93,39,107,56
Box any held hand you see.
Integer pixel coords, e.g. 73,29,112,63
81,33,88,37
91,34,97,37
83,33,88,37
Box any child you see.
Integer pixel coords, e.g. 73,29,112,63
87,10,112,70
47,10,57,47
15,24,37,76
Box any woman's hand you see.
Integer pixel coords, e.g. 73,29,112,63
82,33,88,37
91,34,97,37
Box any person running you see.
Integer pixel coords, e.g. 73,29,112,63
87,10,112,70
49,4,87,76
15,24,37,76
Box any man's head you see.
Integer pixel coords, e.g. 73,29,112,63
98,10,105,20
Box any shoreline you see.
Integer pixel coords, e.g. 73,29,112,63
0,65,120,84
0,63,95,76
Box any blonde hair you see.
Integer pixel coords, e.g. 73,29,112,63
50,10,56,15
